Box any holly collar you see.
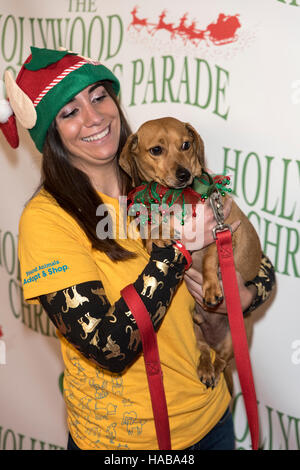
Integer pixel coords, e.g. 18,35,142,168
127,171,231,225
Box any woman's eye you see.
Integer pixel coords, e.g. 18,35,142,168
149,146,163,156
61,108,78,119
181,141,191,150
93,93,107,103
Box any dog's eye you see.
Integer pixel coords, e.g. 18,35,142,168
149,146,163,156
181,141,191,151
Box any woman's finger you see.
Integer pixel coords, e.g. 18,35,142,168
222,196,233,220
231,219,241,233
184,267,203,284
184,275,203,295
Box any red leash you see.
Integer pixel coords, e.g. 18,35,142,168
121,284,172,450
215,229,259,450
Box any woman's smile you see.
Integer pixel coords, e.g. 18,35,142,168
81,125,110,143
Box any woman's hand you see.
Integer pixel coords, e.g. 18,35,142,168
175,197,240,252
184,268,257,314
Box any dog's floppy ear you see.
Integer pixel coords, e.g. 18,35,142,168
185,123,206,168
119,133,142,187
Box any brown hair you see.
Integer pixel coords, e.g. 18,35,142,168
41,81,136,261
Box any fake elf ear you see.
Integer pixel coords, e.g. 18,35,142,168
5,70,37,130
0,65,39,150
0,79,19,148
0,68,38,149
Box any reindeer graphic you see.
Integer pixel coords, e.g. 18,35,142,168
151,10,176,38
128,6,154,33
174,13,206,46
128,9,242,47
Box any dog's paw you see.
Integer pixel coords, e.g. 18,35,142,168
197,356,217,389
197,349,227,389
202,281,223,308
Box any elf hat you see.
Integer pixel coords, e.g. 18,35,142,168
1,46,120,152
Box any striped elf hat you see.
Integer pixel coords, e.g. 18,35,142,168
1,46,120,152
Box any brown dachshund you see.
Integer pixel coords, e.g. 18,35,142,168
119,117,262,392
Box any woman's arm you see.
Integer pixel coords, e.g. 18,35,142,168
184,253,276,315
243,254,276,315
40,243,187,373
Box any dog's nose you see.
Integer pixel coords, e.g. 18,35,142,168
176,166,191,183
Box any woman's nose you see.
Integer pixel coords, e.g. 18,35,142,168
82,103,103,127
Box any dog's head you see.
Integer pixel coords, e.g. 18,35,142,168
119,117,205,188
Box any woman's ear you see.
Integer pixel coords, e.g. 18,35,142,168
119,133,141,187
185,123,206,168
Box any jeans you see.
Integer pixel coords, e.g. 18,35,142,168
67,407,235,451
185,407,235,450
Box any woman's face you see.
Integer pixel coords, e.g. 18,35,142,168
55,83,121,170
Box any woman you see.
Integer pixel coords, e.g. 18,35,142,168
4,47,275,450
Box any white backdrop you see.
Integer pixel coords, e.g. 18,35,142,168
0,0,299,450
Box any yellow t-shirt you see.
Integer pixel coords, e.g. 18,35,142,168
18,188,230,450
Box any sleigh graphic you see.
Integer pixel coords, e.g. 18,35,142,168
206,13,241,45
128,7,241,47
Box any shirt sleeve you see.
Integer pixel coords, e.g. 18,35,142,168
18,203,100,304
243,253,276,316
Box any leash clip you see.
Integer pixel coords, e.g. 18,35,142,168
209,190,232,240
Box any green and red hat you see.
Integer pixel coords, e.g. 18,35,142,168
0,46,120,152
